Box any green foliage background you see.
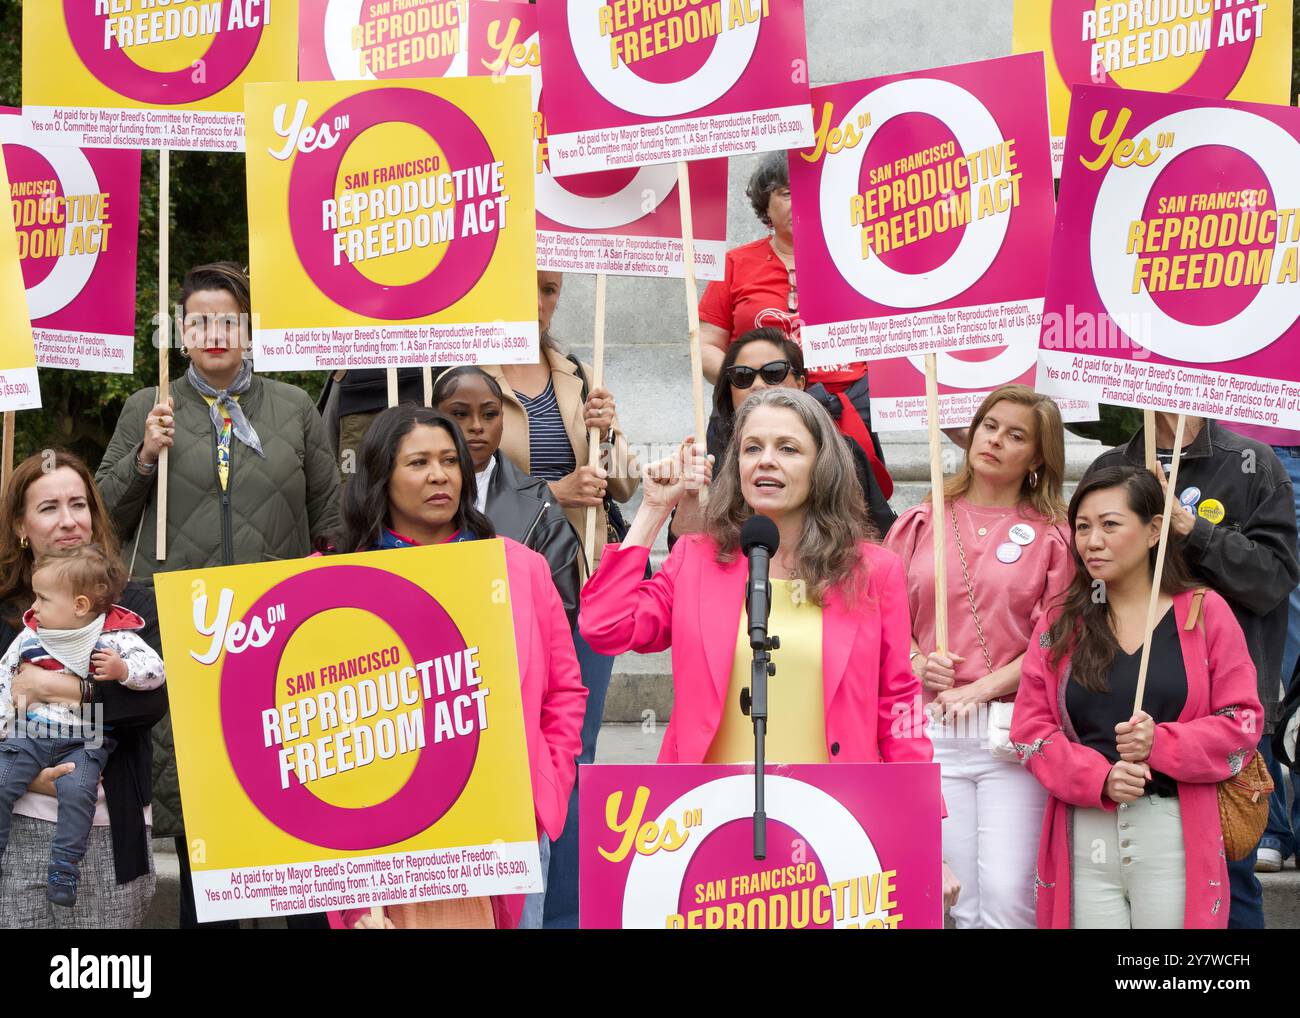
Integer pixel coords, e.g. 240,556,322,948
1,0,1298,462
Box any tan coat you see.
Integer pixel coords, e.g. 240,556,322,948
484,346,639,566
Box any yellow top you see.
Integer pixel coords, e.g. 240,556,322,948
704,579,828,764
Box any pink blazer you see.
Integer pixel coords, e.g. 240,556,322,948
579,536,934,767
1011,588,1263,929
337,537,587,930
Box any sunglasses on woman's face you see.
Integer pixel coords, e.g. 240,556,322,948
726,360,794,389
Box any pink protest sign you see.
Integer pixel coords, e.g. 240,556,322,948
868,348,1097,432
472,1,728,278
788,54,1057,371
0,110,141,375
537,0,814,174
298,0,476,81
579,763,943,930
1034,85,1300,428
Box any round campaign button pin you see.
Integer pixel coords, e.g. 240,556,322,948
1179,486,1202,508
1198,499,1226,525
1008,523,1036,546
996,541,1022,564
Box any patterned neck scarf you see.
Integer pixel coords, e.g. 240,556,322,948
373,527,476,550
36,613,107,679
187,358,265,458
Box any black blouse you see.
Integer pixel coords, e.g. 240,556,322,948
1067,610,1187,798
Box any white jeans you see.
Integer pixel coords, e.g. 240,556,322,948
1072,794,1186,929
933,717,1047,929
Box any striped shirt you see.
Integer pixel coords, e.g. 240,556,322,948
516,379,577,482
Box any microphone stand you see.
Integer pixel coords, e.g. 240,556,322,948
741,628,779,860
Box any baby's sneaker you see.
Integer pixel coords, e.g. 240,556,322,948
47,860,79,907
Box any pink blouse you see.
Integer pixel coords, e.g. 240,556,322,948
884,498,1075,699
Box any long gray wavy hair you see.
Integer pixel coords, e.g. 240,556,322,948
704,387,875,605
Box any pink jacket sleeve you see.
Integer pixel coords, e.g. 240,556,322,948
578,539,686,656
534,554,586,830
1010,619,1114,809
874,552,932,765
1147,592,1265,783
881,504,925,577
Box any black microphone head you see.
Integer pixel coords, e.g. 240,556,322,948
740,515,780,556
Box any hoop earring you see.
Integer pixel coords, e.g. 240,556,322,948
1029,470,1039,490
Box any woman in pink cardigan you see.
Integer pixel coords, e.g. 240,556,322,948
334,406,586,930
580,389,957,904
1012,464,1263,928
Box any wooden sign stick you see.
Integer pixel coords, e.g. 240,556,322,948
1,412,14,491
386,367,399,408
677,162,708,489
1133,412,1186,713
1144,409,1158,476
583,272,608,574
156,149,171,561
422,366,434,408
925,353,949,652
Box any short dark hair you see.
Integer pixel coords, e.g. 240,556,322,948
339,406,496,553
432,366,505,406
746,152,790,227
179,261,251,318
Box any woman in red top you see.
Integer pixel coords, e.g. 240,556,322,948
698,153,891,498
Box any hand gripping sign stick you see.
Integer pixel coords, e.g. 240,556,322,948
156,150,171,561
1133,413,1186,713
583,272,608,574
925,354,949,654
677,162,709,503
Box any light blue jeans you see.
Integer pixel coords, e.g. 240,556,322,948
518,835,550,929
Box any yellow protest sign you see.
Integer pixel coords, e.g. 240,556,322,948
0,149,41,413
22,0,300,151
154,540,540,923
1013,0,1294,173
244,75,538,370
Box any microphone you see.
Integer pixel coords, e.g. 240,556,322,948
741,515,780,651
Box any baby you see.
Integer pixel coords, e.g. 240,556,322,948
0,544,164,907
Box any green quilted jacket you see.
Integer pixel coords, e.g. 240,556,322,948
96,370,341,839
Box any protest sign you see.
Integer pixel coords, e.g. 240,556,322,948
537,0,814,174
298,0,475,81
473,0,728,279
0,111,140,375
788,53,1057,371
580,763,943,929
22,0,300,152
1035,85,1300,429
0,148,41,415
244,75,537,371
154,541,541,923
867,347,1097,432
1014,0,1295,175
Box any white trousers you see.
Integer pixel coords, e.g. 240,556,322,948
933,720,1047,929
1072,795,1186,929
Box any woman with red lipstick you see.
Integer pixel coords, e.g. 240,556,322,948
884,384,1073,929
96,262,341,928
334,406,585,930
1012,465,1262,928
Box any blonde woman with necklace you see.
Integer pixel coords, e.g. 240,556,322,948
884,385,1073,928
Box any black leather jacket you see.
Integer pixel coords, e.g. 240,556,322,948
482,452,582,630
